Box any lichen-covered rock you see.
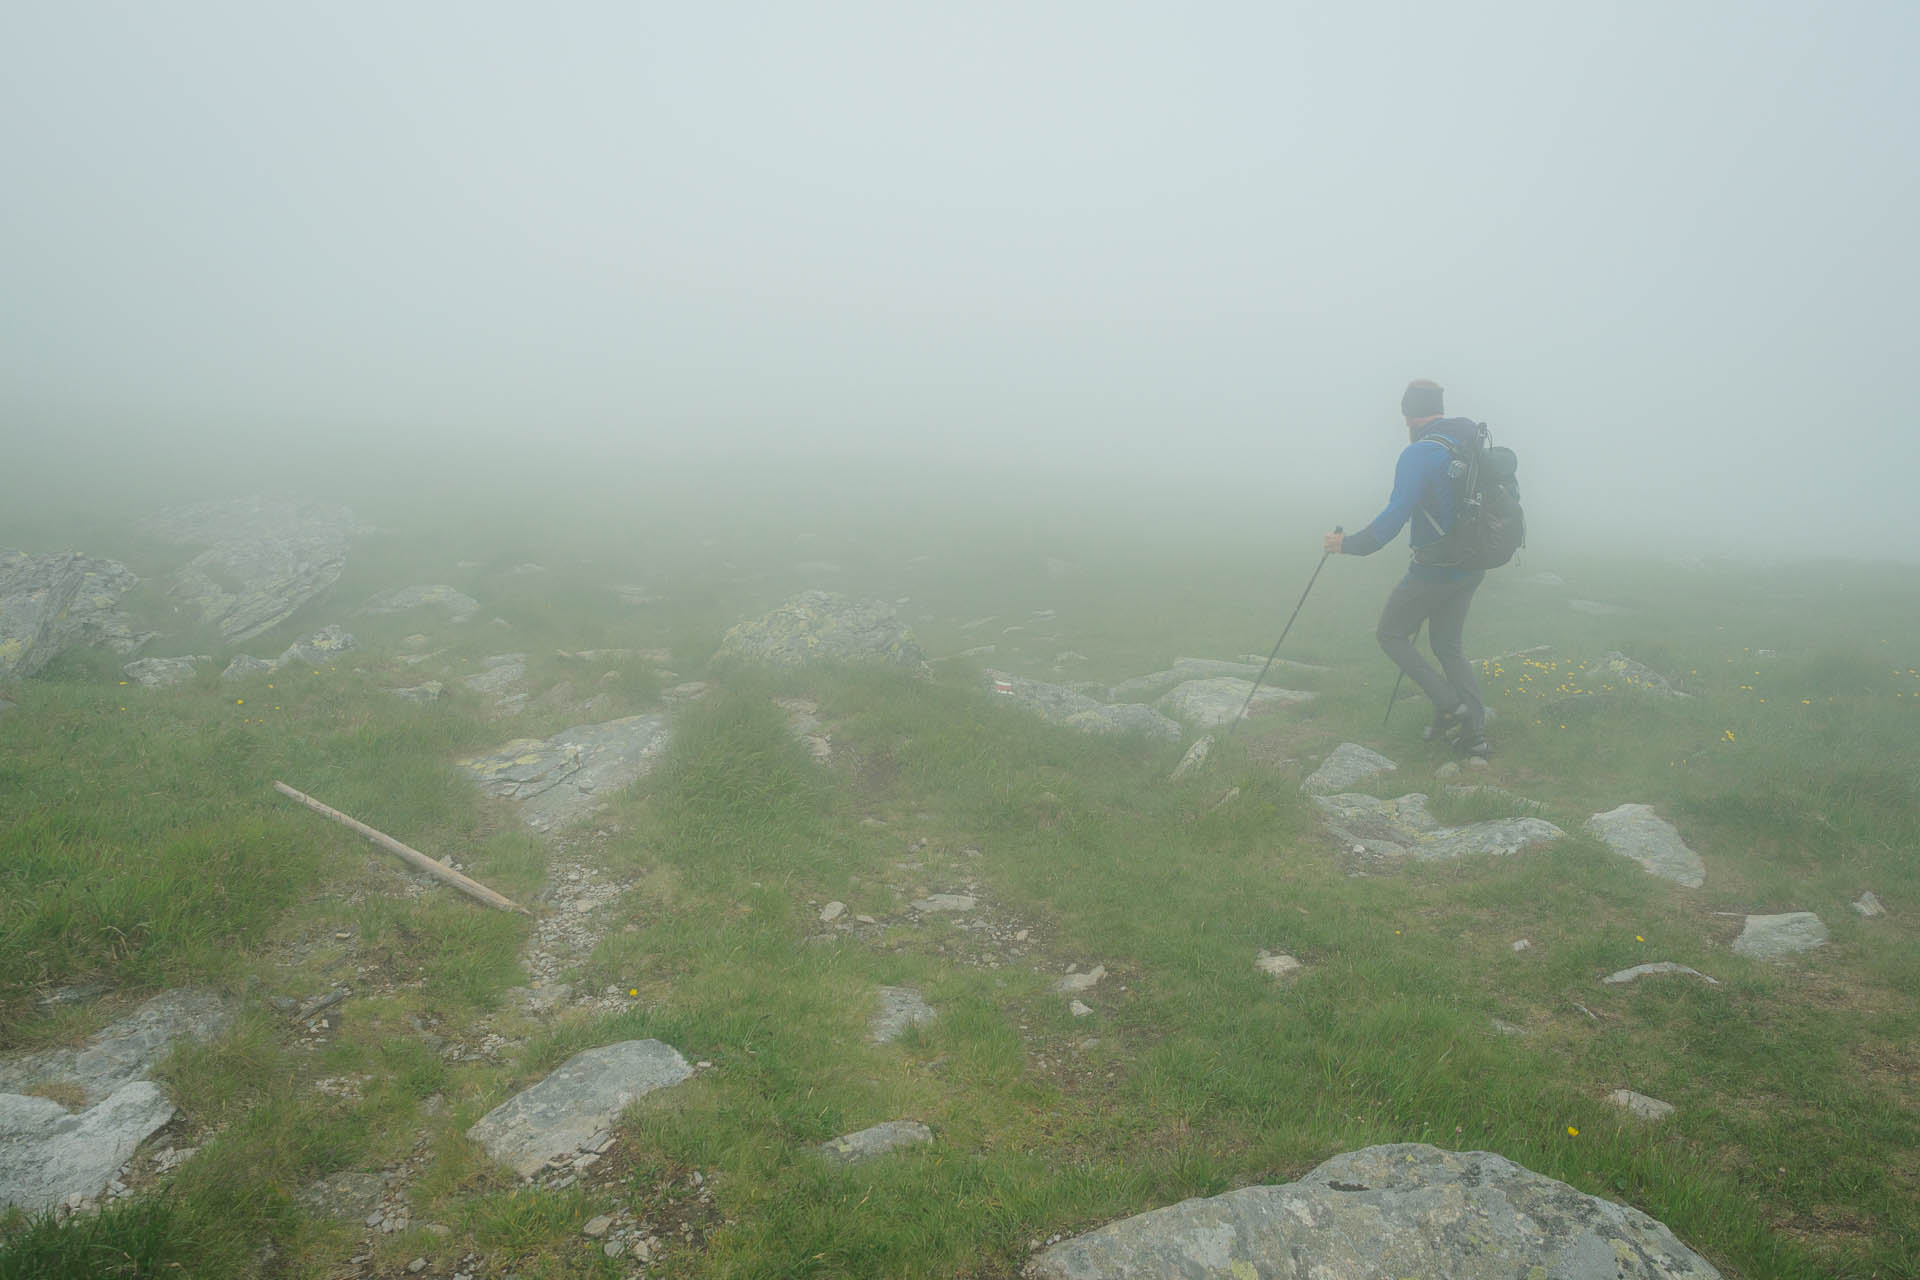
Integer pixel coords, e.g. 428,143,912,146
988,670,1180,742
122,656,205,688
220,655,276,682
361,584,480,623
462,654,528,713
0,989,233,1105
0,550,150,679
466,1040,691,1178
145,497,359,643
459,714,671,833
1027,1143,1720,1279
1585,805,1705,888
870,987,936,1044
1314,792,1564,861
1303,744,1398,794
717,591,924,669
1155,678,1315,730
275,624,356,670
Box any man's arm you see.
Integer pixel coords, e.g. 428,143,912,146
1335,442,1436,556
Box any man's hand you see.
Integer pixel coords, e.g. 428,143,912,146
1322,529,1344,555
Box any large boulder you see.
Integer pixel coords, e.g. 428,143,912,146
467,1040,691,1177
1027,1143,1720,1278
717,591,925,669
1303,744,1398,794
1314,792,1564,861
1585,805,1705,888
0,550,150,679
1731,912,1828,960
460,714,671,833
144,497,359,643
0,1083,176,1213
122,656,206,688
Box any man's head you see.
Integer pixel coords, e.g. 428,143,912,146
1401,379,1444,438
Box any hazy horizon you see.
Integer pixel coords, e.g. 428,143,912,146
5,2,1916,561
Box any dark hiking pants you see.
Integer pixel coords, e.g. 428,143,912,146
1377,570,1486,734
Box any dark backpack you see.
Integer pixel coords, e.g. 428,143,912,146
1413,423,1525,571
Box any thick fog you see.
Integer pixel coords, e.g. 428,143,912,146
4,2,1916,558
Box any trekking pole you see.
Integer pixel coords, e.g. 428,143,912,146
1381,621,1421,727
1225,527,1340,740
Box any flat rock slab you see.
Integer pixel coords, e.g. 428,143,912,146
870,987,936,1043
820,1120,932,1165
912,894,976,913
361,584,479,622
1585,805,1706,888
467,1040,691,1177
717,590,925,668
123,656,205,688
145,497,359,643
0,988,233,1105
1608,1089,1676,1122
1303,744,1398,794
987,670,1180,743
1731,912,1829,959
1314,793,1564,861
1155,677,1315,730
463,653,528,713
275,624,356,670
220,654,276,681
459,714,671,834
0,1082,176,1212
1110,656,1327,702
1,549,148,679
1028,1142,1720,1279
1603,962,1719,987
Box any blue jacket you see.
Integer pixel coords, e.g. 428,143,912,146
1340,417,1479,582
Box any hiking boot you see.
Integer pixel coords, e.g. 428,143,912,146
1423,703,1471,743
1457,733,1492,761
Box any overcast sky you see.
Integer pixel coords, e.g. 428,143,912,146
4,2,1915,556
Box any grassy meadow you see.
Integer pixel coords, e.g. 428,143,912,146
2,479,1917,1279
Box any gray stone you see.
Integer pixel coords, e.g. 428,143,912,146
1111,656,1327,702
0,1082,176,1212
1169,735,1213,783
820,901,847,923
219,655,276,682
144,497,359,643
582,1214,614,1237
274,623,356,670
1581,652,1687,697
361,584,479,623
1569,598,1632,616
0,989,233,1105
459,714,671,834
295,1169,389,1220
0,550,149,679
988,670,1180,743
1603,962,1719,987
462,653,528,712
1854,891,1885,918
912,893,976,913
1314,793,1564,861
122,656,204,688
1303,744,1398,794
1027,1143,1720,1279
869,987,936,1043
820,1120,933,1165
1155,677,1315,730
466,1040,691,1177
1054,966,1106,994
1608,1089,1676,1121
1731,912,1828,960
1069,1000,1093,1017
1585,805,1706,888
390,681,445,704
717,591,925,668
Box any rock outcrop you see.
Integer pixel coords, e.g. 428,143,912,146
467,1040,692,1178
1155,677,1315,730
0,550,150,679
1303,744,1398,794
987,671,1182,744
1585,805,1706,888
1731,912,1828,959
1027,1143,1721,1279
717,591,925,669
361,584,480,623
459,714,672,833
1314,792,1564,861
144,497,358,643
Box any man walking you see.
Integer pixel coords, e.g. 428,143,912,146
1323,379,1490,757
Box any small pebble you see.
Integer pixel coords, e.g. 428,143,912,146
407,1260,428,1275
583,1214,614,1238
1511,939,1530,952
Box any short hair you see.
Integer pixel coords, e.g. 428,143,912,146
1401,379,1444,418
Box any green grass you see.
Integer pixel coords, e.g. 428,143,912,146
3,487,1917,1278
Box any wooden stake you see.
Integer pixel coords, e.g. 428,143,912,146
273,780,529,914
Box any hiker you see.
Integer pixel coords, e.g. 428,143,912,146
1323,379,1492,757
